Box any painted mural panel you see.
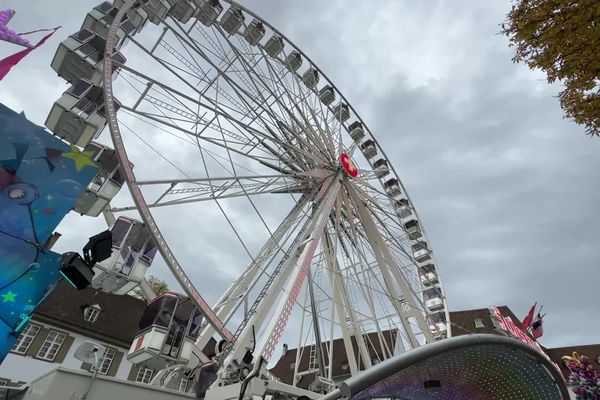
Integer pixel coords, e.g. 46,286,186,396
0,103,98,361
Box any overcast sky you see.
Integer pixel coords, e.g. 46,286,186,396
1,0,599,350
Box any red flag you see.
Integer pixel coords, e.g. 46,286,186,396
531,313,544,339
0,26,60,81
521,302,537,330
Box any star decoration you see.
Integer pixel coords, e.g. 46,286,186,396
1,290,17,303
62,145,97,172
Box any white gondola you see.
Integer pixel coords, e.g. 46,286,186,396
348,121,364,141
169,0,197,24
263,34,284,58
425,297,444,312
404,219,422,240
139,0,172,25
412,241,431,263
127,293,203,369
74,142,126,217
383,177,401,197
244,18,265,46
332,102,350,122
51,29,126,85
395,198,412,219
420,271,439,287
220,6,244,35
92,217,158,295
195,0,223,27
301,67,319,88
373,158,389,177
360,139,377,159
45,80,119,147
319,85,335,106
113,0,150,34
284,51,302,73
81,2,137,49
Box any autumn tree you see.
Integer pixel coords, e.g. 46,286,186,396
131,275,169,299
501,0,600,136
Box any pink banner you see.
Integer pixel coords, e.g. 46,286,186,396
0,26,60,81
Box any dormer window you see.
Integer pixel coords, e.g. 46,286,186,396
84,304,102,322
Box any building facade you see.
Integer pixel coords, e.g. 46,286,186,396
0,282,156,388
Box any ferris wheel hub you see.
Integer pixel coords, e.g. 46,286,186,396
339,153,358,178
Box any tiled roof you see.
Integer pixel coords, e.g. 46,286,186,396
449,305,520,336
34,281,147,348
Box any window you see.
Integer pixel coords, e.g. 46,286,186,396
84,305,102,323
92,348,116,375
178,378,188,392
136,367,154,384
11,324,40,354
474,318,485,328
36,331,67,361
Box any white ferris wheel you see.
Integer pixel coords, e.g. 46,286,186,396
46,0,450,398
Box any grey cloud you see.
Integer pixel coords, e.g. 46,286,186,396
1,0,598,351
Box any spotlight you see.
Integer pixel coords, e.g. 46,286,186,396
83,230,112,265
59,252,95,290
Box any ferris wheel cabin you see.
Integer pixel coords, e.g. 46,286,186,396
412,241,431,263
395,198,412,219
45,79,120,147
127,292,204,369
195,0,223,27
360,139,378,159
51,29,126,85
73,142,126,217
403,218,423,240
319,85,336,106
302,67,319,88
332,102,350,122
284,50,303,73
113,0,151,33
424,287,445,313
348,121,365,141
220,6,244,35
168,0,198,24
383,177,401,198
244,18,265,46
81,2,137,49
263,34,285,58
373,158,390,177
419,263,439,287
91,216,158,295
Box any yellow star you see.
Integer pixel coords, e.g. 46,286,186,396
62,145,97,172
2,291,17,303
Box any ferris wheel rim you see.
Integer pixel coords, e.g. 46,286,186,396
101,0,449,362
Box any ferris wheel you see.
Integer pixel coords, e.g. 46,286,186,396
47,0,449,398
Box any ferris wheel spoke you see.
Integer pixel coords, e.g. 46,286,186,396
123,36,313,168
110,175,303,212
344,183,432,346
208,26,337,163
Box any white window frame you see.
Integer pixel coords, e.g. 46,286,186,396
91,348,116,375
178,377,188,392
11,324,41,354
136,367,154,384
36,330,67,361
83,305,102,323
474,318,485,328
